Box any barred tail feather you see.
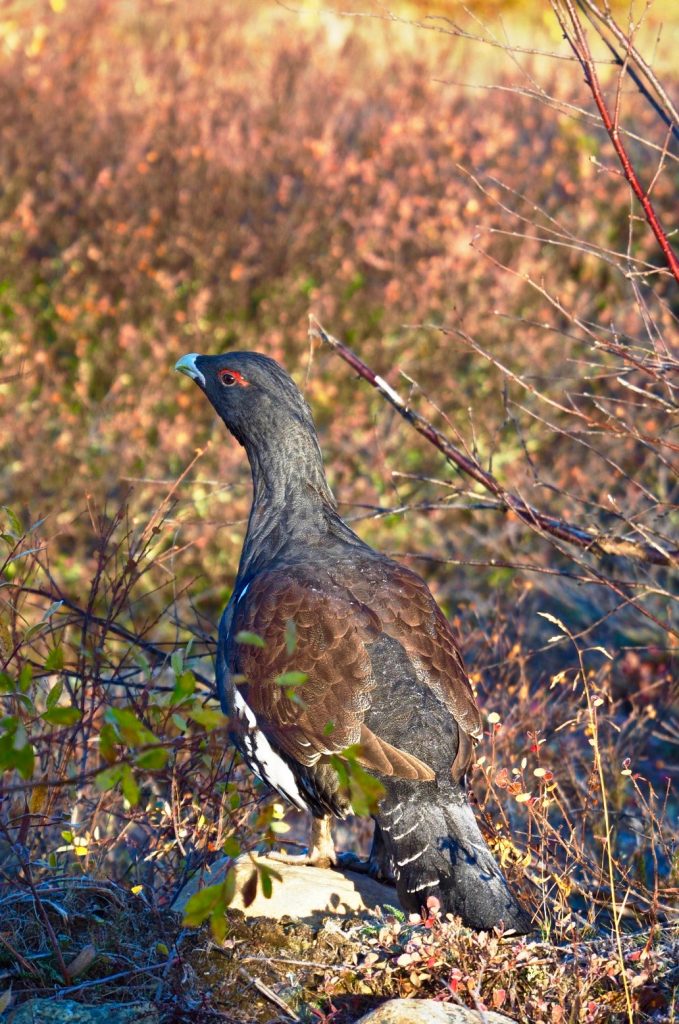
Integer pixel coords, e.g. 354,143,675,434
376,781,531,934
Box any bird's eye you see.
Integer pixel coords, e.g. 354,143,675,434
219,370,238,387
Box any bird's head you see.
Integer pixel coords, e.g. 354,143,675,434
175,350,318,451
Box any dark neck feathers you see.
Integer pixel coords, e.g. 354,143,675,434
237,413,342,577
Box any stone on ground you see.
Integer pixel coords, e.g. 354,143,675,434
356,999,517,1024
172,854,402,921
6,1001,158,1024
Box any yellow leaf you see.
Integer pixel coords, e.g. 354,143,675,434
29,784,48,814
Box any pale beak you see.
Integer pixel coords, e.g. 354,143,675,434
175,353,206,387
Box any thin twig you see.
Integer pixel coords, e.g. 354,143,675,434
237,966,301,1022
552,0,679,284
10,584,215,692
309,317,678,567
576,0,679,139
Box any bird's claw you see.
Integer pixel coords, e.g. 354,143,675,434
336,849,395,884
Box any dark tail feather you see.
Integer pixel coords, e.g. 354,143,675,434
376,781,531,934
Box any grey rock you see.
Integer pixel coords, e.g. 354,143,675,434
356,1000,517,1024
6,1001,158,1024
172,854,402,922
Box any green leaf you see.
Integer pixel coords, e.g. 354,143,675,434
99,722,117,763
172,670,195,703
1,506,22,537
23,623,46,643
0,673,14,694
188,706,229,730
235,630,265,648
0,733,34,778
222,866,236,908
171,651,183,677
41,706,81,726
120,764,140,806
135,747,169,770
45,646,64,672
284,619,297,655
183,875,234,928
0,719,34,778
274,671,307,687
171,713,187,732
11,742,35,780
18,664,32,693
223,835,241,858
330,746,385,817
40,601,64,624
104,707,157,747
257,862,281,900
95,766,123,792
46,679,64,709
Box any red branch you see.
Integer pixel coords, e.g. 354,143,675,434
309,317,678,568
554,0,679,285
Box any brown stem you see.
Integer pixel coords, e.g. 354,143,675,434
7,583,215,691
553,0,679,284
16,854,70,982
309,316,678,568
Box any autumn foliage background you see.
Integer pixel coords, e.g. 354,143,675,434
0,0,677,1020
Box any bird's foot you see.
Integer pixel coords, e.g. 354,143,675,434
268,847,336,869
268,815,336,870
336,849,395,884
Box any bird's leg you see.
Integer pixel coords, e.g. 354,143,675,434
268,814,336,869
337,821,395,883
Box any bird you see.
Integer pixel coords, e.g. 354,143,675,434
175,350,531,933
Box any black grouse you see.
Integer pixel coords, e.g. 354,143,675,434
176,350,530,933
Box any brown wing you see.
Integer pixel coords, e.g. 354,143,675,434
228,569,435,781
379,565,481,731
330,560,483,780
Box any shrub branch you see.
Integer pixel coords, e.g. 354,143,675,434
552,0,679,284
309,316,678,567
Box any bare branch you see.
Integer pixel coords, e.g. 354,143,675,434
309,316,678,568
552,0,679,284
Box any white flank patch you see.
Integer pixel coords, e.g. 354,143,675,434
233,688,309,812
375,375,405,407
407,878,439,893
392,820,419,841
396,846,428,867
380,802,403,818
236,583,250,604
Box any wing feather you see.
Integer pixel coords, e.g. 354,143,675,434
224,559,481,785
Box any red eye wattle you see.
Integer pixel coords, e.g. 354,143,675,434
219,369,248,388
